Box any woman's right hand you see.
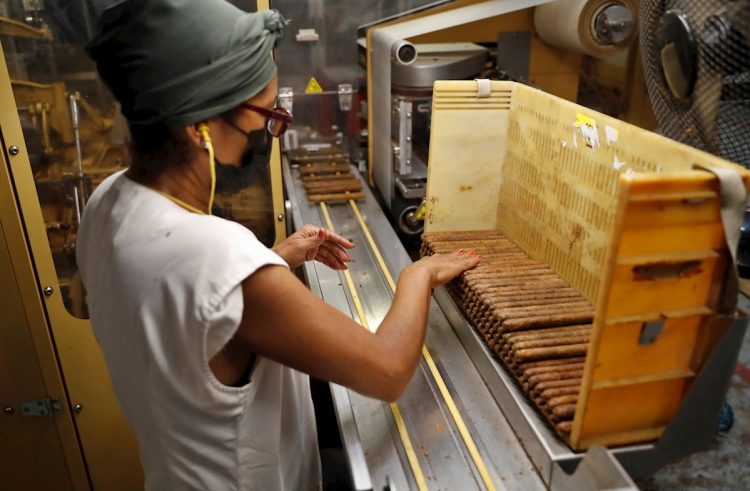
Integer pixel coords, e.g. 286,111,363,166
407,250,480,288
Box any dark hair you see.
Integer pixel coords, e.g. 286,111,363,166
127,121,195,180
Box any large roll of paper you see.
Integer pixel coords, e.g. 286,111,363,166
534,0,635,57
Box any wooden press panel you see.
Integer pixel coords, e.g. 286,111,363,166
425,80,750,450
571,173,744,449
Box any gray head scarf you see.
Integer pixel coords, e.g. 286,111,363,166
86,0,286,126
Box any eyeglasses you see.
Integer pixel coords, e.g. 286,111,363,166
242,102,293,137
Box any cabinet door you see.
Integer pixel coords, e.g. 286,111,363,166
0,224,75,490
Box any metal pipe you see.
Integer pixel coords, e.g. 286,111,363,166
68,93,87,209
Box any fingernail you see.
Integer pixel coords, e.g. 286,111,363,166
458,248,464,253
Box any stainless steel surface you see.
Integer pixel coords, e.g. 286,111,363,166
284,158,546,490
330,384,375,491
73,403,83,413
395,178,425,199
395,99,412,176
550,446,637,491
391,43,488,88
43,286,53,296
8,144,19,155
3,406,14,414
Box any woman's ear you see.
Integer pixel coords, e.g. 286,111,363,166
184,123,205,148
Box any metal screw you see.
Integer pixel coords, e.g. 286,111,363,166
8,145,19,156
3,406,14,414
276,214,284,222
73,404,83,413
43,286,54,296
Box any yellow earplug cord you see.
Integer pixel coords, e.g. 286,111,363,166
150,122,216,215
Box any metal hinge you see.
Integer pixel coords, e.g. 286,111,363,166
21,398,61,416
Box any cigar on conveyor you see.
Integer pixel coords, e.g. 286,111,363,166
480,291,587,309
299,161,351,170
301,172,354,182
532,377,583,394
556,420,573,435
305,183,363,195
307,191,366,203
511,334,590,352
517,357,586,371
514,343,589,363
518,362,587,380
502,312,595,331
421,231,509,241
551,404,577,421
304,179,362,191
539,386,581,400
503,325,592,343
299,165,351,176
525,368,585,387
546,394,578,408
492,301,593,321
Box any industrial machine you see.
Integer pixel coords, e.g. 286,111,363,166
1,0,747,490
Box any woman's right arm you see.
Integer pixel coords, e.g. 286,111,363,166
234,251,479,401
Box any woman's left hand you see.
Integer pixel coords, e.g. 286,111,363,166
272,224,355,270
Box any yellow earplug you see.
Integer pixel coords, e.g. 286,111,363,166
198,123,216,215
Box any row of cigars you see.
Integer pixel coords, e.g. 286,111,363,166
421,230,595,437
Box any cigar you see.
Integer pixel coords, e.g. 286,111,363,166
301,173,354,182
517,357,586,371
514,343,588,362
503,313,595,331
551,404,577,421
503,325,592,342
532,378,582,393
493,302,593,321
305,183,363,194
539,386,581,400
526,369,585,387
304,179,362,191
547,394,578,408
307,191,366,203
422,231,509,241
481,292,587,309
556,420,573,435
519,362,587,378
511,334,590,351
299,162,350,172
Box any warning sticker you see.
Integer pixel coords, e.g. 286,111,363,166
305,76,324,94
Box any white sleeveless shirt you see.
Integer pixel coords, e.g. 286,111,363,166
77,171,321,490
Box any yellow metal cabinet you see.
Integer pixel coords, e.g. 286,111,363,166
0,1,285,487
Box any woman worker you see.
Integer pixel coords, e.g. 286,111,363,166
77,0,480,489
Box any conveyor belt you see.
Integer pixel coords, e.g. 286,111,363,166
283,159,643,491
284,160,546,490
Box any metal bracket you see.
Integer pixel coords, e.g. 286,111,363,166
396,99,412,175
639,318,665,345
21,398,61,416
338,83,354,112
278,86,294,114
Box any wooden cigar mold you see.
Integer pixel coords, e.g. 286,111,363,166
422,230,596,441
